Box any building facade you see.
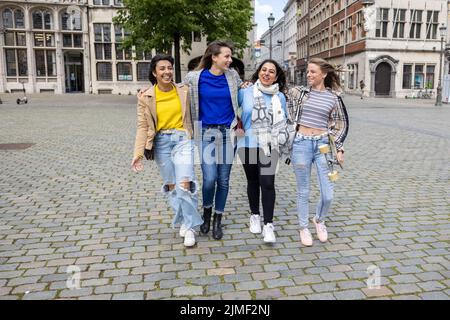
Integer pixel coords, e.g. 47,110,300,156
295,0,448,98
283,0,298,85
0,0,256,95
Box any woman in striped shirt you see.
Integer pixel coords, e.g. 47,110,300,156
287,58,349,247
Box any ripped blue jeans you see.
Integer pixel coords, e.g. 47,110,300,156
154,130,203,230
291,134,334,229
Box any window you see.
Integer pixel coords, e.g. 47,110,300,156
414,64,424,88
117,62,132,81
32,8,55,79
114,25,132,60
347,64,358,89
402,64,412,89
3,8,27,78
32,10,53,30
193,31,201,42
97,62,112,81
114,0,124,6
137,62,151,81
393,9,406,38
63,34,83,48
94,0,110,5
426,11,438,39
409,10,422,39
2,8,25,29
61,10,82,31
2,8,13,28
376,8,389,38
5,32,26,46
346,17,352,43
140,51,152,61
425,65,435,88
94,23,111,42
5,48,27,77
94,23,112,60
34,33,55,47
95,43,112,60
35,50,56,77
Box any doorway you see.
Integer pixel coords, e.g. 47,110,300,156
64,51,84,93
375,62,391,96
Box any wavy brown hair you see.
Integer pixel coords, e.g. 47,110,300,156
308,57,342,91
196,40,234,71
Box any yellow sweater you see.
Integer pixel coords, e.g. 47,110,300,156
155,84,184,132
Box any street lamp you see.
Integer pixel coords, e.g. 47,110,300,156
0,25,6,104
268,13,275,60
435,23,446,106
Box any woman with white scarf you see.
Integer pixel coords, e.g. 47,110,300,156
236,60,287,243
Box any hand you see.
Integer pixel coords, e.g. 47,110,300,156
234,128,245,137
336,151,344,165
131,157,144,172
137,87,149,98
240,81,253,89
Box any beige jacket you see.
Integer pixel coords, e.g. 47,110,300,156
133,83,192,159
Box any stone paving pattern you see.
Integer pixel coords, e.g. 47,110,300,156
0,93,449,300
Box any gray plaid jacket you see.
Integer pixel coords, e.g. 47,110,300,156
184,68,243,146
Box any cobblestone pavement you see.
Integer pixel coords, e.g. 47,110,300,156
0,93,449,300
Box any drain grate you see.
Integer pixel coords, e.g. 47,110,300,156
0,143,35,150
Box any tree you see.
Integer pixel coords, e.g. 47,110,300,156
114,0,254,82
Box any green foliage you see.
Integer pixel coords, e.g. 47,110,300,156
114,0,254,57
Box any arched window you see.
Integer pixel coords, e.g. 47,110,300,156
61,9,82,31
61,9,83,49
31,9,56,78
15,9,24,28
32,9,53,30
2,8,13,28
2,8,27,78
2,8,24,29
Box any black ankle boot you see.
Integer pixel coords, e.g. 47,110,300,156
212,213,223,240
200,207,212,234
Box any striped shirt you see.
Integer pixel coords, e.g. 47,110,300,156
299,89,338,130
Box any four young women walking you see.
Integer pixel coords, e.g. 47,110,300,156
132,47,349,247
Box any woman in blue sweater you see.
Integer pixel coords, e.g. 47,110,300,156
184,41,242,240
237,59,287,243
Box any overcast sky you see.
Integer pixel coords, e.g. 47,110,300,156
254,0,287,40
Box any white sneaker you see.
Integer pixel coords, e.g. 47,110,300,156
312,217,328,243
179,224,188,237
299,228,313,246
184,229,196,247
249,214,262,234
262,223,276,243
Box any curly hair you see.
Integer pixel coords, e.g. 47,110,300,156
251,59,287,94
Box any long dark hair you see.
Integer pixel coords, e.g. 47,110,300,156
149,54,175,85
251,59,287,94
196,40,234,71
308,57,341,91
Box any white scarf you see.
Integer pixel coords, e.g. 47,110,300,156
251,80,285,156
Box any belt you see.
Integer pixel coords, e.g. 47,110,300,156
203,124,230,129
158,129,185,134
297,132,328,140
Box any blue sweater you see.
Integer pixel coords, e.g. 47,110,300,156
198,69,234,127
237,86,287,149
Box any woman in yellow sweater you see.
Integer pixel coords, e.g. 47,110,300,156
131,54,203,247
